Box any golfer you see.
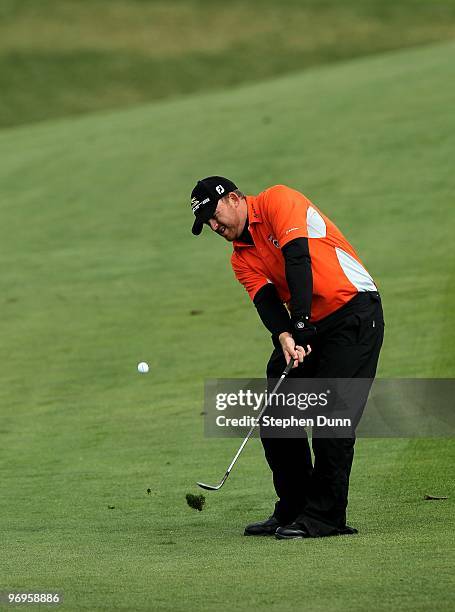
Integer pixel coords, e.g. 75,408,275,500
190,176,384,539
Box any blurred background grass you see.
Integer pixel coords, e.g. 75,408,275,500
2,0,455,128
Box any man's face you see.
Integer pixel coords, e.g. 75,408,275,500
206,194,245,242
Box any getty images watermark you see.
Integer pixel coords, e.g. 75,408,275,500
215,387,342,429
204,378,455,438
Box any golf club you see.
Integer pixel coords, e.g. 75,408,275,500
197,358,296,491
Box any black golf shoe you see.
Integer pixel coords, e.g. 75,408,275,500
275,523,310,539
275,523,359,539
244,515,282,536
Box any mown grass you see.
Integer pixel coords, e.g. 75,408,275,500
0,40,454,610
1,0,455,127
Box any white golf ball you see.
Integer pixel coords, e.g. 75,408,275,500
137,362,149,374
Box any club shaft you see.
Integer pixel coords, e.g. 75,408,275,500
197,360,295,490
225,361,294,476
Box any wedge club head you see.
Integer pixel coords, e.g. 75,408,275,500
197,472,229,491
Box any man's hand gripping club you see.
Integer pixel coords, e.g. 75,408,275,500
278,331,312,368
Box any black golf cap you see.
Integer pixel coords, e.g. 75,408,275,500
190,176,238,235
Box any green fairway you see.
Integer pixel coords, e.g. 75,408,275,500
1,40,454,610
2,0,455,128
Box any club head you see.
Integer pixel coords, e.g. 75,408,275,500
197,472,229,491
196,481,222,491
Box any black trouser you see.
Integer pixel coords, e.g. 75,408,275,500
261,292,384,536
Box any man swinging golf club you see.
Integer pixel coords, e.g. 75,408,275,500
190,176,384,539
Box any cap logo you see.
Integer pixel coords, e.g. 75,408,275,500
215,185,225,195
191,196,210,212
